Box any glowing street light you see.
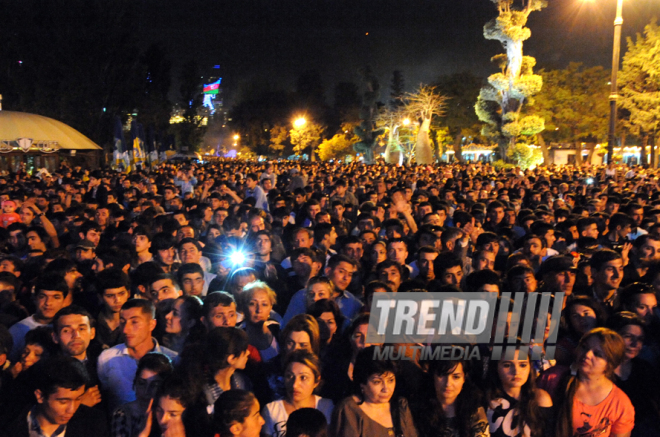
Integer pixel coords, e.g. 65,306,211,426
402,118,411,126
233,134,240,141
293,117,307,128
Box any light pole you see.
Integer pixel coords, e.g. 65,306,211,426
607,0,624,164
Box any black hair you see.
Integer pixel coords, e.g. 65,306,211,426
97,267,130,293
52,305,94,332
33,356,89,398
122,298,156,319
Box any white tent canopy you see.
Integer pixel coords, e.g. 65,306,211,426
0,110,102,153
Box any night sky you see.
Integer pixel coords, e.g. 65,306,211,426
120,0,660,102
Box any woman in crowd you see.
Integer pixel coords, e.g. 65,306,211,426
486,345,553,437
112,353,174,437
239,281,280,362
138,376,193,437
415,358,489,437
261,351,334,437
555,297,605,366
213,390,265,437
555,328,635,437
179,327,252,433
285,408,329,437
163,295,205,354
307,299,344,357
228,268,258,300
330,346,417,437
607,312,660,436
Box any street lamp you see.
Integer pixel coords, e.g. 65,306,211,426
607,0,624,164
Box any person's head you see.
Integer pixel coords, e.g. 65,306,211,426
282,350,322,404
306,276,334,307
348,313,372,356
22,326,56,370
177,237,203,265
206,327,250,374
537,256,577,296
133,352,173,403
227,267,258,298
606,311,645,361
577,217,599,239
472,249,496,272
563,297,605,338
176,263,206,297
33,273,69,322
151,232,177,266
32,356,89,428
78,221,101,247
386,238,408,266
619,282,658,324
465,269,501,294
434,253,464,286
281,314,321,356
26,226,49,252
239,281,276,325
417,246,438,281
213,390,264,437
203,291,239,329
575,328,625,380
285,408,328,437
608,212,633,239
324,254,357,292
589,249,624,291
165,295,203,336
153,376,193,435
370,240,387,265
96,267,131,313
476,232,500,255
0,255,23,277
52,306,95,360
120,299,157,349
149,273,183,303
376,260,404,293
307,298,344,343
506,265,538,294
487,200,505,225
632,234,660,266
426,358,474,409
292,228,313,250
353,346,397,404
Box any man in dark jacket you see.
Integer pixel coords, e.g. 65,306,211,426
2,355,108,437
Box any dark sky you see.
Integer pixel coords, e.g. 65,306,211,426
136,0,660,104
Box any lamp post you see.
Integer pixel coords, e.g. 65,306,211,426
607,0,624,164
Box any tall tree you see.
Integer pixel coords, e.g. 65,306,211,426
317,123,359,161
353,67,386,164
333,82,361,124
290,121,323,159
269,124,289,156
619,20,660,167
533,63,610,165
406,85,447,164
390,71,405,109
475,0,546,158
434,72,483,162
172,60,205,151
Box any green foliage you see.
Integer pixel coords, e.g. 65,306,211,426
318,125,358,161
269,124,288,156
290,122,323,157
492,160,515,170
478,0,546,156
619,20,660,138
534,63,610,143
353,67,386,164
506,143,543,169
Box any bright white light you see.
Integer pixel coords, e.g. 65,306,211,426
229,251,246,266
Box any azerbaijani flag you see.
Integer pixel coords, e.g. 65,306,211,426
203,79,221,95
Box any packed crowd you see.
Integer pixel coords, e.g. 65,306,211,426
0,159,657,437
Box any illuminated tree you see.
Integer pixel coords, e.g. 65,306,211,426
619,20,660,167
354,67,386,164
406,85,447,164
318,124,358,161
476,0,546,158
269,124,288,156
377,107,408,164
534,63,609,165
290,121,323,159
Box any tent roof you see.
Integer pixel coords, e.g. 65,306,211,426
0,110,102,151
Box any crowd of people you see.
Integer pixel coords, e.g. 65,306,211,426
0,158,656,437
